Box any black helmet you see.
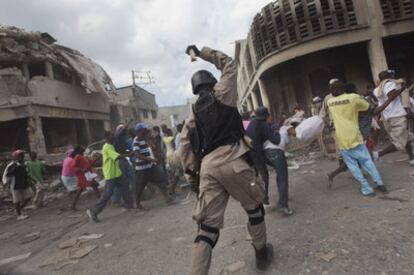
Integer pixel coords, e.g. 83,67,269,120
255,106,269,120
191,70,217,95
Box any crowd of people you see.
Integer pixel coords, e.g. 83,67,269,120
2,41,413,274
239,69,414,211
2,121,185,221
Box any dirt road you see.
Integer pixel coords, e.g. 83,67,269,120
0,152,413,275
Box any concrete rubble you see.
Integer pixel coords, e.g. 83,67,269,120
0,252,31,266
0,25,115,161
19,232,41,244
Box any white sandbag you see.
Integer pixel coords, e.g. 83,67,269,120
295,116,324,142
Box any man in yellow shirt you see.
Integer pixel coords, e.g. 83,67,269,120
327,80,386,196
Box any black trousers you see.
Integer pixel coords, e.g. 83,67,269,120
135,165,168,205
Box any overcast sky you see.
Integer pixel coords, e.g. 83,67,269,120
0,0,269,106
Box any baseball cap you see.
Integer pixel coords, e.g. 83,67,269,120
134,123,148,132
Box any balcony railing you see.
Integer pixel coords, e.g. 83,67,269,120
251,0,359,63
380,0,414,22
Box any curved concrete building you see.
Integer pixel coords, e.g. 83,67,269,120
236,0,414,115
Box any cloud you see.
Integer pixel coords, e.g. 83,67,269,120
0,0,269,106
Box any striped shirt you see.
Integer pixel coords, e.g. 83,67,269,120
133,137,154,170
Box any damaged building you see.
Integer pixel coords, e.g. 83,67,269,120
235,0,414,116
111,84,159,126
0,26,115,157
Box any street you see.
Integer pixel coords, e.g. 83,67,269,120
1,152,413,275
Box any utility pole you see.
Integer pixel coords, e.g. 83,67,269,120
131,70,155,87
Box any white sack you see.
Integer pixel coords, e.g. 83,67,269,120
295,116,324,142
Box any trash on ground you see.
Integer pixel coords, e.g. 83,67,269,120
77,233,104,241
40,250,70,267
0,252,31,266
69,245,97,259
0,231,16,240
59,238,78,249
288,160,300,170
319,251,337,262
20,232,41,244
222,261,246,273
54,260,79,270
104,243,113,248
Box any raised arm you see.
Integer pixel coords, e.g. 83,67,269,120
187,45,238,107
373,84,413,115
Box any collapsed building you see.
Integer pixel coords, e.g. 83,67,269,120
0,26,115,157
235,0,414,116
111,84,159,127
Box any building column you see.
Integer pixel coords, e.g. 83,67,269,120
83,119,92,143
251,90,259,110
22,63,30,81
258,79,271,109
367,37,388,83
45,61,54,80
246,97,253,111
27,116,47,155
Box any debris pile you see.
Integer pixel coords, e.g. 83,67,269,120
40,233,104,270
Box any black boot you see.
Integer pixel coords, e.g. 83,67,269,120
255,243,274,271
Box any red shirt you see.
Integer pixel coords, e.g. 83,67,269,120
70,155,95,189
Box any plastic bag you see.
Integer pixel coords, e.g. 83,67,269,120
295,116,324,142
84,171,98,182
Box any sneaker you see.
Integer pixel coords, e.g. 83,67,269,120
409,159,414,166
361,191,376,197
375,185,388,194
372,151,379,162
263,197,270,207
276,207,294,216
16,215,29,221
86,209,99,223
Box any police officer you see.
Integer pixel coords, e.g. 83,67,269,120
180,45,274,275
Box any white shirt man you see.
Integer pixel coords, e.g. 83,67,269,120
374,81,406,120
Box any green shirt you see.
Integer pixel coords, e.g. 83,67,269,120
26,160,44,183
102,143,122,180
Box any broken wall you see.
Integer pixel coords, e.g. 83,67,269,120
27,78,109,114
0,67,27,98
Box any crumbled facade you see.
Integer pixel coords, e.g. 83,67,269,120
0,26,115,157
111,85,159,126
